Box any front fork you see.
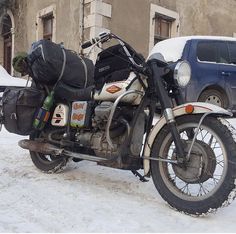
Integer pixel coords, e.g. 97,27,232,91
150,62,186,164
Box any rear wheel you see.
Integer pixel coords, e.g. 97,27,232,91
198,89,228,109
150,115,236,215
29,130,69,173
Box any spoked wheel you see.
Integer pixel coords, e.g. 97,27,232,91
151,115,236,215
30,130,69,173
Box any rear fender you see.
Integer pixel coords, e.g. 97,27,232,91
143,102,232,176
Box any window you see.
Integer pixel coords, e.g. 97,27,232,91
228,42,236,64
36,5,56,42
42,14,53,40
197,41,236,64
197,42,218,63
149,4,179,52
219,43,230,64
154,14,173,44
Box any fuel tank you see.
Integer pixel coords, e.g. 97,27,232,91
93,72,145,104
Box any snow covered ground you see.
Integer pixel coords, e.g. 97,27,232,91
1,121,236,233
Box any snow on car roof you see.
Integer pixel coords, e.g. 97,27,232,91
0,65,29,87
148,36,236,63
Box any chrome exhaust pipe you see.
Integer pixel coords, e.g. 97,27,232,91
18,139,107,162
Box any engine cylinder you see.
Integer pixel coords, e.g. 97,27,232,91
76,131,125,158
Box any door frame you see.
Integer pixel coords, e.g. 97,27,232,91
1,10,15,75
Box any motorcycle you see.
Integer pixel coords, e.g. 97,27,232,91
1,32,236,216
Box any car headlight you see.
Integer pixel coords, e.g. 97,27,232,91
174,61,191,88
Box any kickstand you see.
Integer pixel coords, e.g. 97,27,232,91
131,170,149,182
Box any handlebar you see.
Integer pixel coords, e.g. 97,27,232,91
81,40,94,49
81,32,147,73
81,38,99,49
81,32,110,49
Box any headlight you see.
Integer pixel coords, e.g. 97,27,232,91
174,61,191,87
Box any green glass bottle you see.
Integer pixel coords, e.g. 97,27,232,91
33,91,55,130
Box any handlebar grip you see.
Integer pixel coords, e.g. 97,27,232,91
81,40,93,49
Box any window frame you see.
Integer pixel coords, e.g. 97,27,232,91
42,14,54,40
149,4,179,52
36,5,56,42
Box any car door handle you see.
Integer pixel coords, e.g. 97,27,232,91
221,71,231,77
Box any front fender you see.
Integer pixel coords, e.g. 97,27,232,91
143,102,232,176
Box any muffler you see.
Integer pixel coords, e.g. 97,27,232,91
18,139,107,162
18,139,63,155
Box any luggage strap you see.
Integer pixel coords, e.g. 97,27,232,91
52,44,67,91
77,54,88,88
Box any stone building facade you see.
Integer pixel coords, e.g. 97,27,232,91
1,0,236,75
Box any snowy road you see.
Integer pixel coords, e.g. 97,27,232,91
0,123,236,232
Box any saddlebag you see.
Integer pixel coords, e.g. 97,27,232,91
2,87,45,135
27,39,94,88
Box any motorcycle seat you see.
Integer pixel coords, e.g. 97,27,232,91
54,81,94,101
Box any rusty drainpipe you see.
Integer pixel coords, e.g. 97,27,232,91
79,0,85,55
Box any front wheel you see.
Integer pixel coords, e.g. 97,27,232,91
150,115,236,215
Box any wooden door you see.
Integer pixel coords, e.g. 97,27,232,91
3,37,12,74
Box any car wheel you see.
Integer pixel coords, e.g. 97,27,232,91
198,89,228,109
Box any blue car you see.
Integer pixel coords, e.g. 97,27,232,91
151,36,236,112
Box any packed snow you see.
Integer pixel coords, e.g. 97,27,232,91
0,65,29,87
0,65,235,230
1,119,236,232
148,37,187,62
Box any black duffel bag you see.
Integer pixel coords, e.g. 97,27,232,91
94,44,144,89
2,87,45,135
27,39,94,88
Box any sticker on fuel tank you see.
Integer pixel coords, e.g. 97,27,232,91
106,85,122,94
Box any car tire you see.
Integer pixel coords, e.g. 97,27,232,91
198,89,228,109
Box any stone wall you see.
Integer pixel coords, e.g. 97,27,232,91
13,0,82,54
12,0,28,54
176,0,236,36
105,0,236,58
2,0,236,67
